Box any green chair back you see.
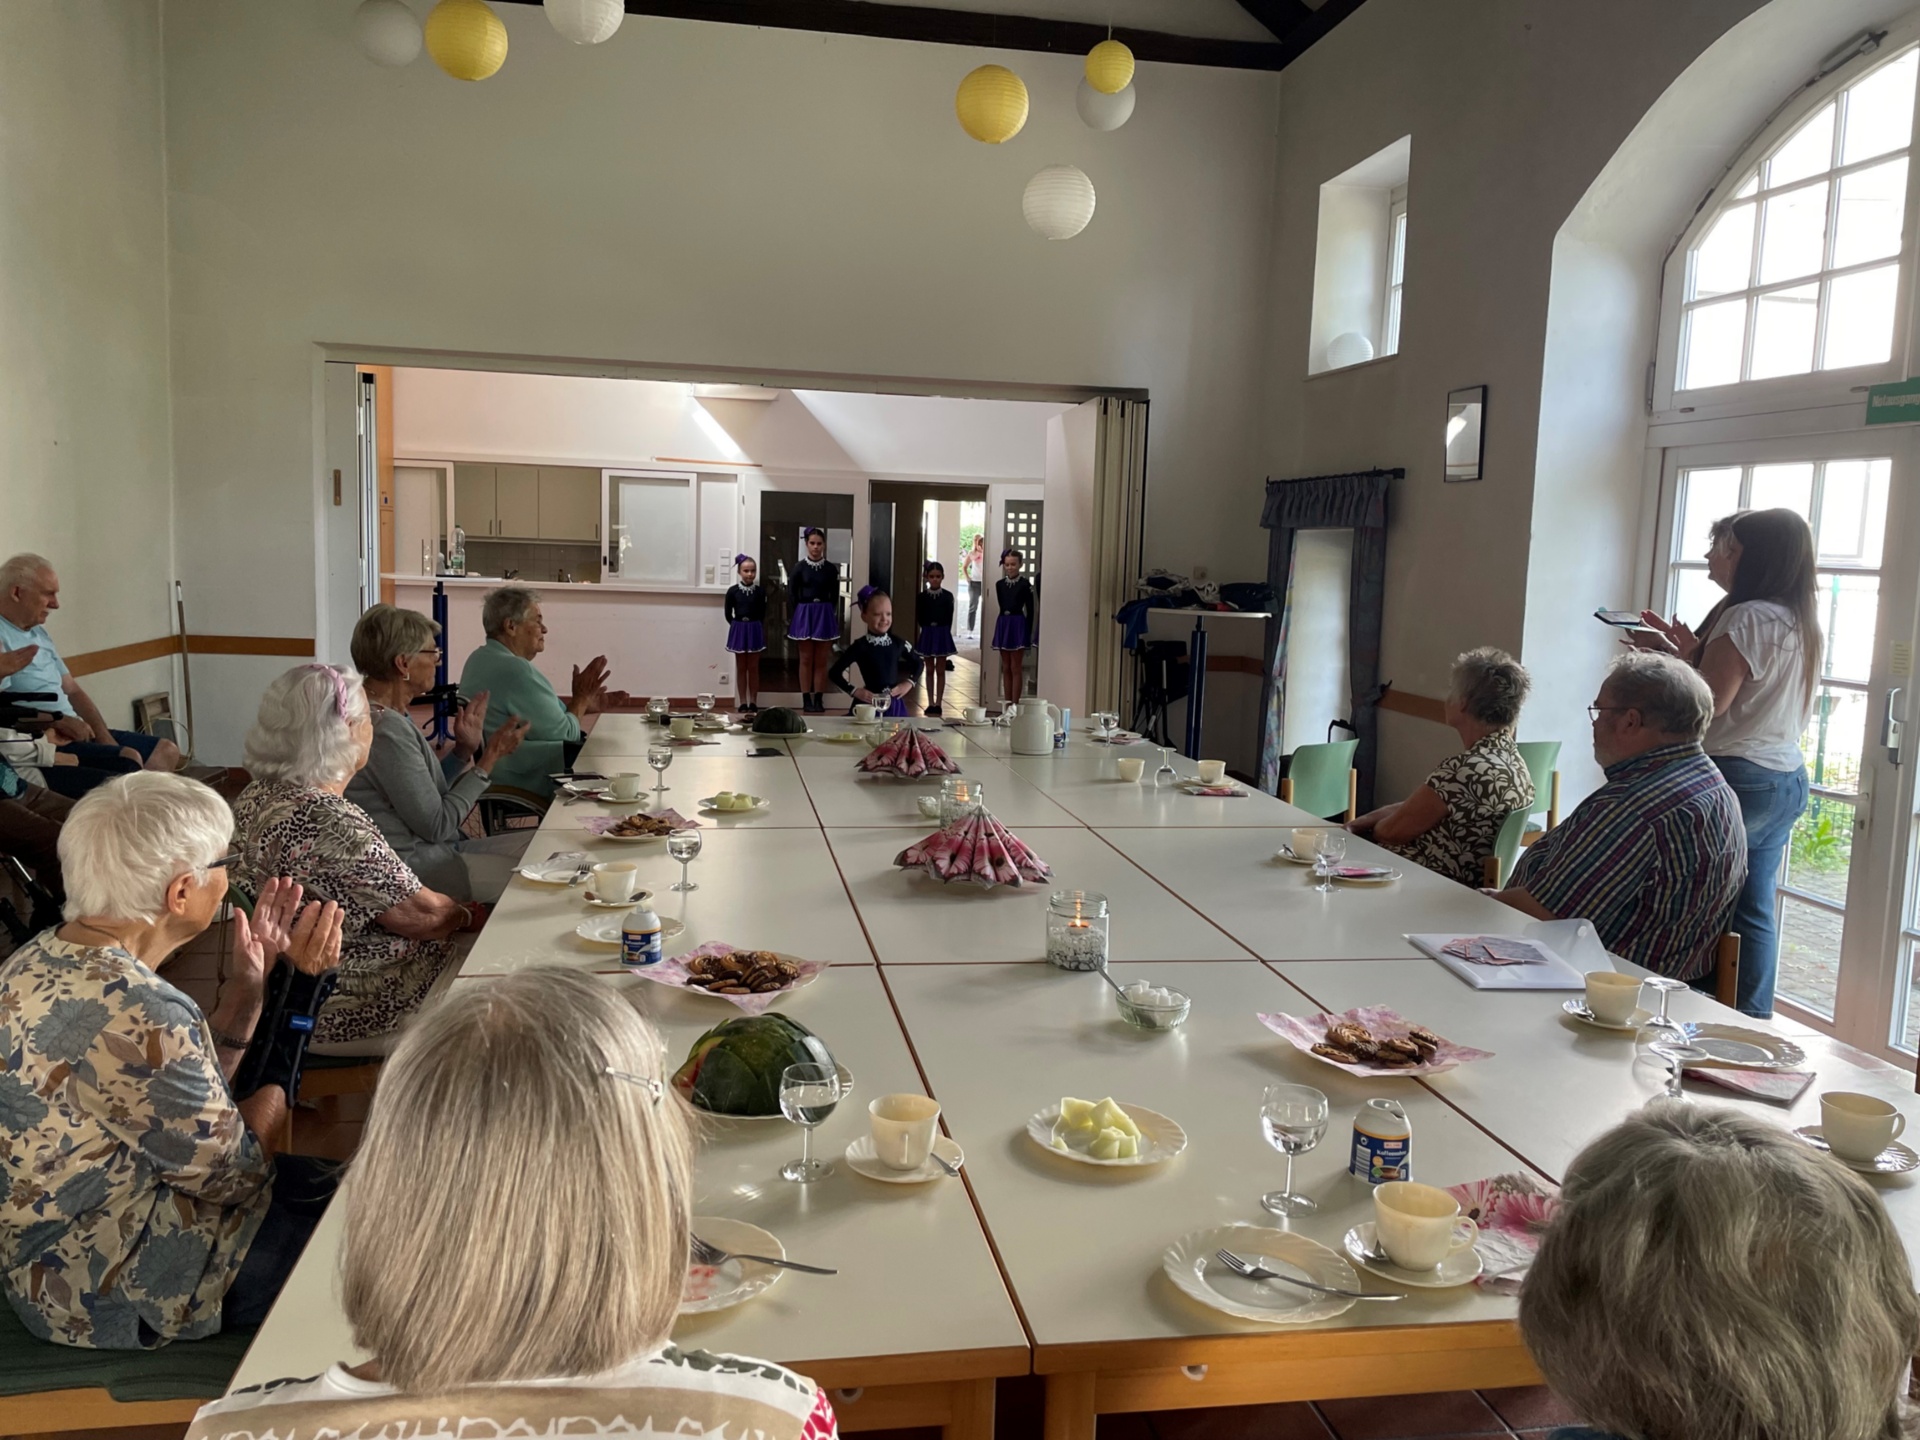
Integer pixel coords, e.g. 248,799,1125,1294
1287,739,1359,820
1488,807,1531,889
1516,740,1561,823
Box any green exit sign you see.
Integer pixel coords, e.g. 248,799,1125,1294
1866,377,1920,424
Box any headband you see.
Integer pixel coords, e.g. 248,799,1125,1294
803,526,826,542
857,585,887,610
301,663,351,720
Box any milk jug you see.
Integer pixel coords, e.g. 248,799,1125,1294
1010,697,1063,755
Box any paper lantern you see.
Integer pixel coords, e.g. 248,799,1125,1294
1076,78,1135,131
956,65,1029,144
1023,165,1096,240
425,0,508,80
544,0,622,44
353,0,422,66
1085,39,1134,95
1327,331,1375,368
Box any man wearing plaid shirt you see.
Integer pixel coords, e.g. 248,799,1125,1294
1495,652,1745,982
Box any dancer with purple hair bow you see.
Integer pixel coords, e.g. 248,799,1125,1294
723,555,766,714
829,587,923,718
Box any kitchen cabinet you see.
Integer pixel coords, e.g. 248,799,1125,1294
495,465,540,538
455,461,601,541
454,464,496,536
537,466,601,542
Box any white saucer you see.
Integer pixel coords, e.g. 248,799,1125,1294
1272,846,1315,865
1794,1126,1920,1175
844,1133,964,1184
698,796,769,815
575,914,684,945
1562,999,1654,1032
1341,1222,1484,1288
584,888,654,910
681,1217,784,1314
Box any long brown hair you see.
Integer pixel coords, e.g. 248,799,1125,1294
1695,508,1822,705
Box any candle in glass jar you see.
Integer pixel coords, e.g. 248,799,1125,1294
1046,890,1110,970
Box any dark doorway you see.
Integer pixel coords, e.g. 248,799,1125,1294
760,492,855,693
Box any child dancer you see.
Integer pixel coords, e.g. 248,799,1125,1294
830,587,923,717
914,561,957,716
992,547,1034,708
786,526,841,714
724,554,766,714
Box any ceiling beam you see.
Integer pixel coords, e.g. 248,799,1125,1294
1269,0,1370,67
493,0,1313,71
1234,0,1312,41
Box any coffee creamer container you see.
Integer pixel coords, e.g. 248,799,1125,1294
1349,1098,1411,1184
621,902,663,969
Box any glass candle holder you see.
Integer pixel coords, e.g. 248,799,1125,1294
939,777,987,824
1046,890,1110,971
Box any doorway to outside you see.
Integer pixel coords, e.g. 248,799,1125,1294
870,481,989,714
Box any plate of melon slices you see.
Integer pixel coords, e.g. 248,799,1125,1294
1026,1096,1188,1167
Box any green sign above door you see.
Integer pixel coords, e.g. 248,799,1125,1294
1866,377,1920,424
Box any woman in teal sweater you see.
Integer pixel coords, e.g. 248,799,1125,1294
457,587,612,798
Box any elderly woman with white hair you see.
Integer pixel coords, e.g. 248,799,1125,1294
189,969,841,1440
0,773,342,1349
457,585,613,799
232,665,468,1053
1520,1102,1919,1440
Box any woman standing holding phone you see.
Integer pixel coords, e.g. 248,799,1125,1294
1633,507,1820,1019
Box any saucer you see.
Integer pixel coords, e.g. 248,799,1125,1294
844,1133,964,1184
1341,1222,1484,1288
584,888,653,910
1272,846,1316,866
575,914,685,945
698,796,768,815
1562,998,1654,1032
1794,1126,1920,1175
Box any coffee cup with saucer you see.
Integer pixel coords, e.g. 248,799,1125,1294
1342,1221,1482,1288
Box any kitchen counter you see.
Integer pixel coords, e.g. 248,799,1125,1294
385,572,728,597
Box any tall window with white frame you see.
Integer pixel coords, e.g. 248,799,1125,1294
1382,189,1408,358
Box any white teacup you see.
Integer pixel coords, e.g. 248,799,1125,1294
1374,1181,1479,1270
965,705,989,724
1583,970,1644,1025
1116,757,1146,782
608,772,645,801
1821,1091,1907,1163
1196,759,1227,785
590,861,640,904
853,703,879,722
1290,827,1322,860
670,715,696,739
869,1093,941,1171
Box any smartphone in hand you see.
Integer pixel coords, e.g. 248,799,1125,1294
1593,608,1644,627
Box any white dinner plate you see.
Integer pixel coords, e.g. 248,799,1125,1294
1794,1126,1920,1175
1341,1222,1483,1289
583,888,654,910
698,795,769,815
680,1217,784,1314
843,1133,964,1185
516,859,588,885
1561,999,1654,1032
1026,1101,1187,1167
1680,1023,1806,1071
1162,1224,1357,1325
574,914,685,945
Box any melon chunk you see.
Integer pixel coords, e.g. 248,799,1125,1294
1059,1097,1099,1129
1091,1098,1140,1139
1088,1126,1139,1160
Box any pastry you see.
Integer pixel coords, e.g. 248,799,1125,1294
684,949,802,994
1311,1042,1360,1064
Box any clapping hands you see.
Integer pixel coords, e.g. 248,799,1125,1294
230,877,345,987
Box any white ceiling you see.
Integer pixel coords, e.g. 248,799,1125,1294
844,0,1294,45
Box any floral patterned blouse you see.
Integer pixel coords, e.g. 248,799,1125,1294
0,934,272,1348
1387,729,1534,887
231,781,458,1045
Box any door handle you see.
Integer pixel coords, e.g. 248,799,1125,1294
1885,686,1905,765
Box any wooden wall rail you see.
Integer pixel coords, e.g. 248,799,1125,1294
1377,687,1447,725
64,635,315,678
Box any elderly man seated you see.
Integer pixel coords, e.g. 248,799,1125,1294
1491,651,1745,983
457,586,612,799
0,554,182,794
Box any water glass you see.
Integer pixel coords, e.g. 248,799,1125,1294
1640,1032,1711,1102
1313,830,1348,892
779,1061,843,1183
1094,711,1119,741
667,828,703,892
1641,976,1689,1037
647,695,671,723
646,742,673,796
1260,1083,1329,1216
1154,746,1179,788
696,692,716,716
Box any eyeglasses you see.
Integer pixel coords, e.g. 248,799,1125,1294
211,849,243,871
1587,705,1631,722
602,1065,663,1105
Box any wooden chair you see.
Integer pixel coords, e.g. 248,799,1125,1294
1516,739,1562,846
1714,932,1741,1009
1280,739,1360,822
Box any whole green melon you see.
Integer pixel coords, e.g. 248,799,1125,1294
750,706,808,735
671,1013,835,1116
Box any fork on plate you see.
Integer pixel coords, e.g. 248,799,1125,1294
1214,1249,1401,1301
690,1234,837,1275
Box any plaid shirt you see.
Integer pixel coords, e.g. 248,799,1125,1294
1511,742,1745,980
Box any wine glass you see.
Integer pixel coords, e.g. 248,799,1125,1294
1094,711,1118,742
779,1061,843,1182
1312,830,1348,893
647,695,670,724
1639,1031,1711,1102
646,742,673,798
1154,746,1179,788
667,828,703,892
1260,1083,1328,1216
1641,976,1689,1037
696,692,716,719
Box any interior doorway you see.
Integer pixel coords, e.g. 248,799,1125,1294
760,492,855,694
870,480,989,714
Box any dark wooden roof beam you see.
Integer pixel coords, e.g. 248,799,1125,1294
1235,0,1313,41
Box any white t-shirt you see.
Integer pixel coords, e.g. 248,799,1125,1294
1703,600,1813,772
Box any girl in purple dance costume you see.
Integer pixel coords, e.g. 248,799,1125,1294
914,561,957,716
787,527,841,713
723,555,766,713
992,547,1034,709
830,587,922,718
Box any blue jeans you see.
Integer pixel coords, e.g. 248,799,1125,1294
221,1155,340,1332
1712,755,1809,1019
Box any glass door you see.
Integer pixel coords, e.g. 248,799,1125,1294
1656,430,1919,1058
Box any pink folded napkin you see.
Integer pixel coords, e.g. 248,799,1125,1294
1682,1067,1815,1105
1445,1173,1562,1292
1184,783,1246,798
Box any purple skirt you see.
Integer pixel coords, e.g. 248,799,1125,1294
884,693,910,718
917,624,956,656
992,614,1030,652
788,601,839,642
726,620,766,654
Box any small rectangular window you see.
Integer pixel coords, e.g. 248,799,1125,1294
608,472,695,584
1383,195,1408,357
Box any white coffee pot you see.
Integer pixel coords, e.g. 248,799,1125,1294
1009,697,1062,756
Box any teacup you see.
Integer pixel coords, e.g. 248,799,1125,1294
853,703,879,723
869,1093,942,1171
1290,827,1322,860
1583,970,1644,1025
1821,1091,1907,1163
590,862,640,904
966,705,989,724
1373,1181,1479,1270
1196,759,1227,785
670,715,696,739
608,772,645,801
1116,757,1145,782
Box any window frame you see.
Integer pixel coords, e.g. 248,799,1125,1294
1382,188,1408,358
1652,25,1920,421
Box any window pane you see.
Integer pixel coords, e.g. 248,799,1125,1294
1785,794,1853,902
1749,282,1819,378
1734,172,1759,199
1680,298,1747,389
1803,689,1870,796
1816,458,1890,567
1758,181,1830,283
1690,203,1755,299
1841,48,1919,165
1776,895,1842,1017
1833,156,1908,267
1388,211,1407,285
1767,102,1837,188
1821,263,1900,369
1817,571,1880,683
1671,566,1720,630
612,478,691,583
1678,467,1742,558
1748,461,1813,517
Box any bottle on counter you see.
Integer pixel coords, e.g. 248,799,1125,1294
621,900,663,969
1349,1098,1411,1184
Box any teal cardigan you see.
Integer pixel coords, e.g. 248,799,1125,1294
457,638,582,797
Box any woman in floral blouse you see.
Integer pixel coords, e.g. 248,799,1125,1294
0,773,342,1348
1347,647,1535,886
232,665,469,1053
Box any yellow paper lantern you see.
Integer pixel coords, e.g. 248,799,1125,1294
955,65,1029,145
425,0,508,81
1085,39,1134,95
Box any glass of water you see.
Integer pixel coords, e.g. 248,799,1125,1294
696,692,716,718
1154,746,1179,788
647,695,670,722
667,828,703,892
1312,830,1348,892
1260,1083,1329,1216
646,742,673,797
1094,711,1118,741
1640,1032,1711,1102
779,1061,843,1183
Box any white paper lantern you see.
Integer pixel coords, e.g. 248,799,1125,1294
1327,331,1375,368
544,0,623,44
353,0,423,66
1023,165,1097,240
1076,78,1136,131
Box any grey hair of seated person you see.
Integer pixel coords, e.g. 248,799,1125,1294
1603,649,1714,741
242,664,371,788
350,604,441,681
1450,647,1529,728
1520,1103,1920,1440
0,552,52,593
481,585,542,640
59,772,232,923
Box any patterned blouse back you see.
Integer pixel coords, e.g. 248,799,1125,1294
1390,730,1534,886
